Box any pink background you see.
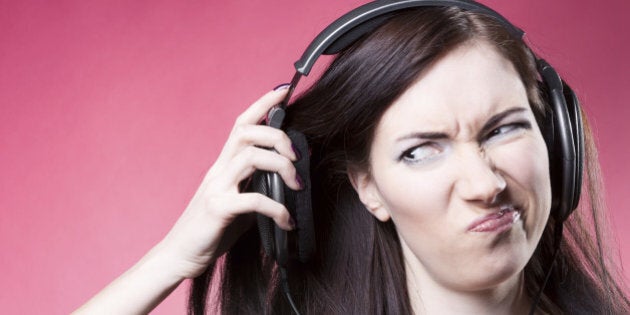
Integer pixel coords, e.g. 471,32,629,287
1,0,628,313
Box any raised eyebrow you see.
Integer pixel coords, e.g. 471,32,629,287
478,107,529,137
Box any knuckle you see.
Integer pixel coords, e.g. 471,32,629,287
281,158,296,175
231,124,247,139
277,205,289,219
277,131,292,149
270,128,288,143
281,132,292,146
241,146,257,163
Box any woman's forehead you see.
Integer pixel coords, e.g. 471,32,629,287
375,41,530,138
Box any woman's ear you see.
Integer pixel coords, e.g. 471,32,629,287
347,168,391,222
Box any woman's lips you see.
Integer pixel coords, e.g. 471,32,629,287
467,206,521,233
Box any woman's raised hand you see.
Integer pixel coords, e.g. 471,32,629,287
156,85,302,279
72,86,301,315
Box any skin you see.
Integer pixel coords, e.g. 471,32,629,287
350,41,551,314
74,41,551,314
73,87,299,314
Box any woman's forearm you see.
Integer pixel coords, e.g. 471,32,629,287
72,243,184,315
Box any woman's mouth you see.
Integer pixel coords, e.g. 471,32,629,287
467,205,521,233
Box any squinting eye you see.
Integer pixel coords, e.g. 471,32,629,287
400,143,442,164
487,121,531,140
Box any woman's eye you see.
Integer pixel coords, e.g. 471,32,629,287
486,121,531,141
400,143,441,164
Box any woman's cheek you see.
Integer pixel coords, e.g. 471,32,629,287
378,164,453,220
493,136,551,236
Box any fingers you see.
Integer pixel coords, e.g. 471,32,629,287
209,192,295,231
229,124,297,161
211,124,301,192
235,85,290,126
208,85,299,188
225,146,302,191
202,85,301,226
157,86,298,278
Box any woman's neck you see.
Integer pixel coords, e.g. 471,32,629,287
401,242,532,315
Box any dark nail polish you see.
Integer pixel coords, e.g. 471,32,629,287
273,83,291,91
295,174,304,190
291,143,301,160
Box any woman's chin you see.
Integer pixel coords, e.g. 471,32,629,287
447,259,524,293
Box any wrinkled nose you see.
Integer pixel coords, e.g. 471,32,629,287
455,147,506,205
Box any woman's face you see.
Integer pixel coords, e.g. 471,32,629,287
351,41,551,292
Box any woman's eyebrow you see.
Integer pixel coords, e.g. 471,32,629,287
478,107,528,136
396,131,449,142
395,107,528,143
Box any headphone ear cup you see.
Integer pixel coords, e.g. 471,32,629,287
284,129,315,263
253,130,315,265
538,81,562,217
537,59,583,224
540,96,556,164
562,83,584,212
253,171,275,259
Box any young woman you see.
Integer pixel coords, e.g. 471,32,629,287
74,2,629,315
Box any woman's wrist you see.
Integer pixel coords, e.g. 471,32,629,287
142,241,188,282
146,238,198,281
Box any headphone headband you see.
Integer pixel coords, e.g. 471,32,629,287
294,0,525,75
258,3,584,313
282,2,581,221
265,0,583,262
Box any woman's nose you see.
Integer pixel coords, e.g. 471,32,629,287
454,147,507,205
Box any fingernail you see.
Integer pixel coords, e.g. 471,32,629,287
295,174,304,190
273,83,291,91
289,217,296,229
291,143,301,160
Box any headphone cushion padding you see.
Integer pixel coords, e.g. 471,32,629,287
253,172,275,258
284,129,316,262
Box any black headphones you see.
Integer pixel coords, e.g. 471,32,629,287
253,0,584,270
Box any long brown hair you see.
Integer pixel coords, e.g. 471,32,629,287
190,7,629,314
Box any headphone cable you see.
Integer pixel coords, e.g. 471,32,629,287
280,267,301,315
528,222,564,315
